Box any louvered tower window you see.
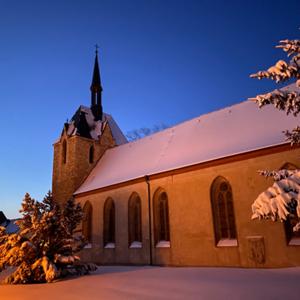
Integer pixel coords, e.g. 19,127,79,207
89,145,94,164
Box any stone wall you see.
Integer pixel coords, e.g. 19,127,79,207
52,124,116,205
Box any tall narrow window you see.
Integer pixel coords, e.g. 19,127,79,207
153,189,170,247
103,198,115,248
62,140,67,164
281,163,300,245
82,201,92,245
211,176,237,246
128,193,142,248
89,145,94,164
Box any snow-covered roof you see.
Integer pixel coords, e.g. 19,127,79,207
63,106,127,145
3,220,19,234
105,113,128,146
75,91,300,195
0,211,19,234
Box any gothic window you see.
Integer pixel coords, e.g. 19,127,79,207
281,163,300,244
82,201,92,244
128,193,142,247
211,177,237,246
103,198,115,247
153,189,170,246
89,145,94,164
62,140,67,164
281,162,298,171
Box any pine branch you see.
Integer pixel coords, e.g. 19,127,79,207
250,33,300,233
258,169,298,181
276,39,300,57
284,126,300,145
250,60,299,82
250,89,300,116
252,171,300,226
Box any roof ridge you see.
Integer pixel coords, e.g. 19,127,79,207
94,99,253,166
112,99,250,149
120,82,298,145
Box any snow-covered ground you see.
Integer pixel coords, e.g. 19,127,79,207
1,266,300,300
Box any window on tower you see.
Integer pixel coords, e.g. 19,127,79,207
62,140,67,164
89,145,94,164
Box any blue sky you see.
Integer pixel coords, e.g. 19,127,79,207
1,0,299,218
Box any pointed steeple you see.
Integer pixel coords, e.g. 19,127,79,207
90,45,103,121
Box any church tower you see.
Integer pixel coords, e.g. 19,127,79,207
52,50,127,205
90,47,103,121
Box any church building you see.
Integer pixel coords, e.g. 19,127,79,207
52,51,300,268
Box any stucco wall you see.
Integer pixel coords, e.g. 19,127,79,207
76,146,300,267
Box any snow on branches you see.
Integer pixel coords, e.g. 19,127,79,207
284,126,300,145
252,171,300,232
250,38,300,145
251,89,300,117
250,60,298,83
276,39,300,63
0,192,96,284
250,34,300,230
258,168,297,181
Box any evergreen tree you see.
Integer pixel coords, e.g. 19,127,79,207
0,192,96,284
250,36,300,232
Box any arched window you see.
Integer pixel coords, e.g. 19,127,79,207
128,193,142,248
211,176,237,246
153,189,170,246
281,163,300,244
103,198,115,248
89,145,94,164
82,201,92,245
280,162,298,170
62,140,67,164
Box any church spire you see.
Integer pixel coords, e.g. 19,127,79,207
90,45,103,121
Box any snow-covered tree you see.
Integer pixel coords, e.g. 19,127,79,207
126,123,168,141
250,37,300,232
0,192,96,284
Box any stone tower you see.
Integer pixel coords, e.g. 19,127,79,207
52,50,127,205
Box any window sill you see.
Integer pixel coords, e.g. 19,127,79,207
156,240,170,248
84,243,92,249
129,241,142,248
217,239,238,247
288,238,300,246
104,242,115,249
